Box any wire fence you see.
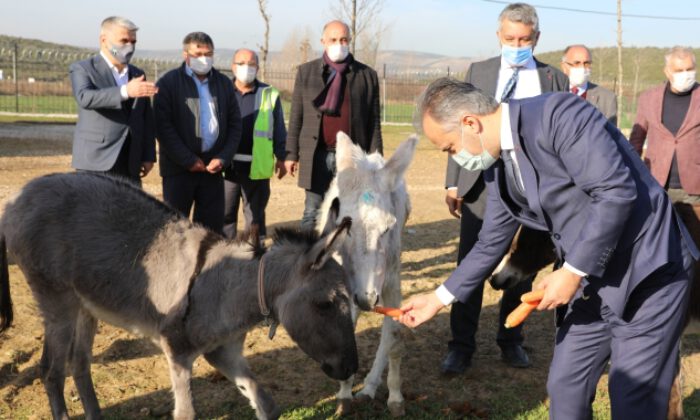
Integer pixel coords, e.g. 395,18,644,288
0,46,656,127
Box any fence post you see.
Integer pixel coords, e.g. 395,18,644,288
154,61,158,81
382,63,386,124
447,66,450,77
13,43,19,113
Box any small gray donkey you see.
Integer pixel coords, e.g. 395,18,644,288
0,172,358,420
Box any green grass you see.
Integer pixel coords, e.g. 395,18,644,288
0,94,77,114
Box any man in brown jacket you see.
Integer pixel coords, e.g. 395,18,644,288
284,20,382,229
630,46,699,202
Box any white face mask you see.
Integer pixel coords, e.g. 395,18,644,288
235,65,257,84
326,44,349,62
671,70,696,93
568,67,591,87
188,56,213,75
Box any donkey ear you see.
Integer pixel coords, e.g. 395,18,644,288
382,135,418,189
318,197,340,237
309,217,351,270
336,131,364,172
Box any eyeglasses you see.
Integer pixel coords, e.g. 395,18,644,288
234,62,258,67
563,61,592,68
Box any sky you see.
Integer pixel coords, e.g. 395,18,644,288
2,0,700,58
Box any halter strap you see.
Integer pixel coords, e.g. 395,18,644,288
256,253,278,339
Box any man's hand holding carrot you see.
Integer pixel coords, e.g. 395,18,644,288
396,292,445,328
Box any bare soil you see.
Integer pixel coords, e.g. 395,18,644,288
0,124,698,419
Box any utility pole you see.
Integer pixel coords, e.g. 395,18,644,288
616,0,623,128
13,43,18,113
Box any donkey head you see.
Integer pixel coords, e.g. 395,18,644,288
269,218,358,380
321,132,417,311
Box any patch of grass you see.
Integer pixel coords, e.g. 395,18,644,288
0,94,77,114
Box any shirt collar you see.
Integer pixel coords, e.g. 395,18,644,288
500,54,537,71
185,64,209,84
500,102,514,151
571,81,589,93
100,51,128,76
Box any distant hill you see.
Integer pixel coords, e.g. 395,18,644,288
1,34,697,87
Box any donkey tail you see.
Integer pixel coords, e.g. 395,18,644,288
0,234,13,333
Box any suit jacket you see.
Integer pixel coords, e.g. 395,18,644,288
154,64,242,177
69,55,156,177
445,56,569,198
586,82,617,126
444,93,698,317
629,83,700,194
286,57,382,190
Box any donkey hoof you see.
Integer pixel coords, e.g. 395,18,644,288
388,401,405,417
335,398,354,417
354,392,374,403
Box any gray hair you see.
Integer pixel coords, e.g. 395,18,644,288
561,44,592,63
665,46,696,66
414,78,499,134
100,16,138,33
498,3,539,34
182,32,214,51
233,48,259,65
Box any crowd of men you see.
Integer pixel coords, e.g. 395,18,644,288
70,3,698,418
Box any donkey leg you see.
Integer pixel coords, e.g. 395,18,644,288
204,341,280,420
69,310,101,420
40,313,79,420
160,339,196,420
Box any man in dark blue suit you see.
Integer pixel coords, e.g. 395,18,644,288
399,78,697,419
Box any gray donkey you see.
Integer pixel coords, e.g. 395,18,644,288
0,172,358,420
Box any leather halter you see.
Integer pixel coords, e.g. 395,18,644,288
256,253,278,339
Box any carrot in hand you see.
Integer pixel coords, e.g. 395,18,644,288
504,302,538,329
373,306,404,317
520,289,545,304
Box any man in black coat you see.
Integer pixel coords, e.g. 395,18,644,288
284,20,382,229
154,32,242,234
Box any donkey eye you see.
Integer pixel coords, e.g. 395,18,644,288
316,301,334,311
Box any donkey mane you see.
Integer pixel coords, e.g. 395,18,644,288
271,227,323,248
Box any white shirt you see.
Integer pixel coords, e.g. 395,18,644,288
494,55,542,103
436,103,587,306
100,51,129,100
570,81,589,97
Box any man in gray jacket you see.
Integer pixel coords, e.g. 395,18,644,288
154,32,242,234
69,16,158,185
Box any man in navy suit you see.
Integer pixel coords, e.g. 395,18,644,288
69,16,158,185
400,78,697,419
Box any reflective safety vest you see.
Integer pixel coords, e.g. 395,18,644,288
250,86,280,180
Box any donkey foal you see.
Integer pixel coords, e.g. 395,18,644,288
0,172,358,420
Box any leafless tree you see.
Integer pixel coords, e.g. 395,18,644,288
257,0,270,81
330,0,385,55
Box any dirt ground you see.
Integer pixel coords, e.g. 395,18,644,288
0,124,699,419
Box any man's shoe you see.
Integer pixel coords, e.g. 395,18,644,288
500,345,531,368
441,350,471,375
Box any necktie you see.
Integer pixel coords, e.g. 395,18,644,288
500,67,521,103
571,86,579,96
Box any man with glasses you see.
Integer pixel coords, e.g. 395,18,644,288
223,48,287,241
560,44,617,125
154,32,242,234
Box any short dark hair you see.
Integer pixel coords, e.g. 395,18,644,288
182,32,214,51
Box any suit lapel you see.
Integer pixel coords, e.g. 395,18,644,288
675,85,700,138
535,60,553,93
93,55,117,88
507,101,547,227
484,58,501,97
586,84,599,107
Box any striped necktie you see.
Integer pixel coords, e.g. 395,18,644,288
500,66,521,103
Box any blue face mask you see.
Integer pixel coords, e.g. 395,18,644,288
450,125,497,172
501,45,533,67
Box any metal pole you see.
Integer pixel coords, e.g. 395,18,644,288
13,43,18,113
382,63,386,124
